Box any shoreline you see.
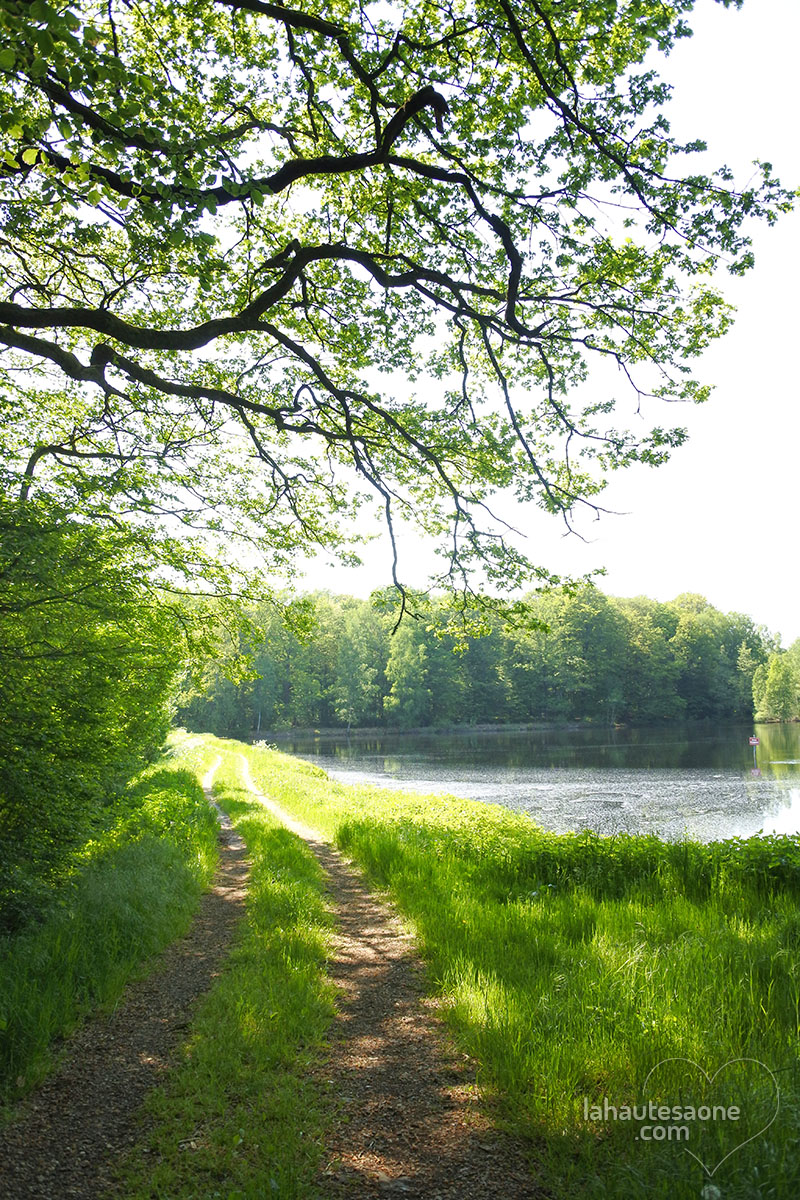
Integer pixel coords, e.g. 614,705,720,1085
245,716,768,742
250,721,584,740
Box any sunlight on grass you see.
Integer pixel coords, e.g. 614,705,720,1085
234,736,800,1199
12,727,796,1197
0,734,220,1103
117,746,337,1200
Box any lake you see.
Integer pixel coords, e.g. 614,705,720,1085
269,722,800,842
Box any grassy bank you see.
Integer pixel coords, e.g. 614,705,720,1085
116,741,336,1199
0,735,220,1104
6,730,799,1196
235,737,800,1199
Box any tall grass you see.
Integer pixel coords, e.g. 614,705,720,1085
0,735,220,1102
239,739,800,1199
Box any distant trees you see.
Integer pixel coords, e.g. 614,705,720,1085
753,648,800,722
179,587,775,735
668,595,767,722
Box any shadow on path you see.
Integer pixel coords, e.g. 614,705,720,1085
239,755,542,1199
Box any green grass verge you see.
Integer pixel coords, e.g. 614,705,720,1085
233,736,800,1200
115,742,337,1199
0,732,220,1103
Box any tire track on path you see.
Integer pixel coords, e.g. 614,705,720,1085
237,753,542,1199
0,759,249,1200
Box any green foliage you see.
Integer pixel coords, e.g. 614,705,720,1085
0,756,218,1099
181,586,772,732
0,0,792,595
0,498,216,929
181,593,391,734
754,651,800,722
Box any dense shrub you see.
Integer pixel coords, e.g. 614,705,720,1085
0,501,188,930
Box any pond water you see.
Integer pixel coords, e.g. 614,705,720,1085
271,722,800,842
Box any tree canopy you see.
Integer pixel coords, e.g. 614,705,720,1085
0,0,792,605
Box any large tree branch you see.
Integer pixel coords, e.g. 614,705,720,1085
22,84,451,215
0,241,507,350
36,74,260,157
214,0,345,38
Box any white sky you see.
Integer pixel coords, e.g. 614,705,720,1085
300,0,800,646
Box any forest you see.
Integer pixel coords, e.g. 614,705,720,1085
0,498,211,931
179,587,800,735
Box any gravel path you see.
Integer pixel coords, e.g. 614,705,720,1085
0,755,542,1199
0,763,249,1200
238,755,542,1199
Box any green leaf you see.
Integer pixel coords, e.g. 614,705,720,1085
34,29,54,55
30,0,55,22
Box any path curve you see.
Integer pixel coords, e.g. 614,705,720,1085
238,754,541,1199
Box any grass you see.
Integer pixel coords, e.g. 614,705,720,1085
6,729,800,1197
233,736,800,1200
0,733,220,1103
115,740,337,1199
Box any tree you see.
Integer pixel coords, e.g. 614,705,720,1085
0,0,792,608
461,625,508,723
385,619,433,727
669,597,728,720
786,638,800,689
331,599,389,728
614,597,683,723
0,498,200,927
755,653,798,722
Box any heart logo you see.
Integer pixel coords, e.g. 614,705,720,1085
641,1057,780,1177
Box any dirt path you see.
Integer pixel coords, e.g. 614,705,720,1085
1,756,541,1199
238,755,542,1199
0,762,249,1200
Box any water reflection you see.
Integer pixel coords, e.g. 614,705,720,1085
274,722,800,843
758,789,800,836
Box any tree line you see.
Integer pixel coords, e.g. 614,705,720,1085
179,589,800,736
4,495,797,933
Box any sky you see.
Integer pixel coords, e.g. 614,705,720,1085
300,0,800,645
